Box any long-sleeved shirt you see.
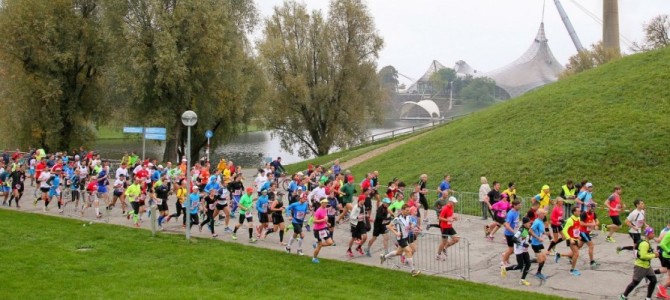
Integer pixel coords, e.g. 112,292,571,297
635,240,656,268
256,194,269,213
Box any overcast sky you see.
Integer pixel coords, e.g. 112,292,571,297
255,0,670,85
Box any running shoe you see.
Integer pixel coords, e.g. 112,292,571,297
519,279,531,286
486,236,494,241
249,238,257,243
401,255,406,265
231,234,237,240
305,224,311,232
380,253,386,264
425,223,430,231
555,253,561,263
365,249,371,257
224,227,233,233
165,216,172,223
198,224,203,232
657,285,669,299
616,246,622,254
356,247,364,256
601,224,607,234
297,250,304,256
618,294,627,300
347,249,353,257
411,270,421,277
569,269,581,276
58,209,64,214
606,236,616,243
436,254,445,261
285,246,291,254
33,199,38,207
312,258,320,264
590,261,600,269
535,273,547,280
500,266,507,279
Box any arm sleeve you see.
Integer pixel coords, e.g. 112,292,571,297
639,241,656,260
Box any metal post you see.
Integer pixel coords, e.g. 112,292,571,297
142,127,146,161
206,137,210,163
186,126,191,240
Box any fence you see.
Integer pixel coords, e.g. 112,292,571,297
351,114,472,147
450,191,669,232
383,232,470,280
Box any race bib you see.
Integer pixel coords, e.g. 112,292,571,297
327,207,337,216
498,210,506,218
296,211,305,220
572,228,580,237
318,230,328,239
245,211,252,218
233,190,241,196
218,199,228,205
209,203,215,210
262,203,268,210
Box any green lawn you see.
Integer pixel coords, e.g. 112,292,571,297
0,210,564,300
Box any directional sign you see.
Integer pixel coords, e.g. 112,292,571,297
123,127,144,134
145,133,166,141
145,127,166,135
205,130,213,139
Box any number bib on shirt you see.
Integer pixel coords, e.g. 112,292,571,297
319,230,329,239
245,211,253,218
296,211,305,220
572,228,580,238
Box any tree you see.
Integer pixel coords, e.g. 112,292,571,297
103,0,264,162
0,0,109,152
561,41,620,78
258,0,384,157
631,14,670,52
378,65,399,92
429,68,456,96
460,77,496,107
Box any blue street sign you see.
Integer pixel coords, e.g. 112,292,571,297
145,127,167,135
205,130,213,139
145,133,166,141
123,127,143,134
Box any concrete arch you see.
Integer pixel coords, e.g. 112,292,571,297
399,100,440,119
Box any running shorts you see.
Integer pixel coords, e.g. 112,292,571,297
610,216,622,226
440,228,457,238
397,238,409,248
551,224,563,234
372,222,387,237
505,234,515,247
579,232,592,243
531,244,545,253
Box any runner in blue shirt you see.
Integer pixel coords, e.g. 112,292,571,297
529,209,548,280
502,201,522,267
285,195,309,255
255,190,270,239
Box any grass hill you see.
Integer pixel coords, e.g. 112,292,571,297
0,210,562,300
348,47,670,207
292,47,669,215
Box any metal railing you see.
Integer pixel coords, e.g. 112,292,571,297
352,114,472,147
384,232,470,279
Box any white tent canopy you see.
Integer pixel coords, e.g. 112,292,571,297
399,100,441,119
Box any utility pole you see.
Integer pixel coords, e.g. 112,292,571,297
603,0,620,55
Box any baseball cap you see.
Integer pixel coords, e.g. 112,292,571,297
585,182,593,188
297,171,304,177
245,187,254,193
297,186,303,191
541,185,550,190
448,196,458,203
157,165,164,169
192,186,199,191
382,198,391,204
645,227,655,236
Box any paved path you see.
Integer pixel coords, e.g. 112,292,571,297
2,169,661,300
340,133,426,169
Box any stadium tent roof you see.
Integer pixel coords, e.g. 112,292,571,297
486,23,564,98
454,60,480,77
406,60,447,93
399,100,440,119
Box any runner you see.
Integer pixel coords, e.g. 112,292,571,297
34,166,52,210
227,174,244,218
657,221,670,299
185,186,201,231
213,184,232,233
125,177,143,227
311,198,334,263
232,187,257,243
529,209,548,280
336,177,356,224
576,182,595,211
533,185,552,210
365,197,392,257
486,193,511,240
500,217,533,286
109,174,126,214
546,197,565,254
436,196,459,261
501,200,522,267
618,199,649,253
603,186,624,243
426,190,448,231
619,227,658,300
154,176,170,230
380,204,421,277
347,196,368,257
325,190,339,245
255,189,270,239
199,189,217,237
417,174,429,225
285,193,309,255
269,185,287,245
7,164,26,208
578,203,600,269
560,180,577,219
166,179,187,228
556,206,582,276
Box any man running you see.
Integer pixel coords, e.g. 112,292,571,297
578,203,600,269
547,197,565,254
501,200,522,266
529,209,548,280
286,193,309,255
365,197,392,257
380,204,421,277
125,178,142,227
312,198,334,263
603,186,624,243
232,187,257,243
436,196,459,261
347,196,368,257
619,227,658,300
501,217,533,286
556,206,582,276
618,199,649,253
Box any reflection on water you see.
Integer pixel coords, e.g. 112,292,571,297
94,119,429,167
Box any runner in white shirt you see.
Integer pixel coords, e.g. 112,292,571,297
115,163,128,180
254,170,268,192
617,199,649,253
380,204,421,276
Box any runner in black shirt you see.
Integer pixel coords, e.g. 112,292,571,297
365,198,392,256
8,164,26,208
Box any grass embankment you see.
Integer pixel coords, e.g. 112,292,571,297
288,48,670,227
0,210,563,300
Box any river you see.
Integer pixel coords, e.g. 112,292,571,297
94,119,428,167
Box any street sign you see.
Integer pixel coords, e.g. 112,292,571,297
205,130,213,139
123,127,143,134
145,133,166,141
145,127,167,135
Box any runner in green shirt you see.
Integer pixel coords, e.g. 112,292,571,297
619,227,658,300
125,179,142,227
232,187,257,243
336,178,356,224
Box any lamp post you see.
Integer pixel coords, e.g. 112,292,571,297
181,110,198,240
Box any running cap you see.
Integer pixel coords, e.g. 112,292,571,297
192,186,199,191
320,198,329,204
245,187,254,193
157,165,164,169
585,182,593,188
645,227,655,236
448,196,458,203
382,198,391,204
541,185,550,190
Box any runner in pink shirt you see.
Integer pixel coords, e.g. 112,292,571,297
312,198,334,263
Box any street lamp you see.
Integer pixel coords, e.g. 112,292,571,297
181,110,197,240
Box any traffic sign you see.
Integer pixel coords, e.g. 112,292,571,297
123,127,143,134
145,127,167,135
205,130,213,139
145,133,167,141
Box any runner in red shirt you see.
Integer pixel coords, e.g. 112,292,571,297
604,186,624,242
547,197,565,254
35,158,46,187
436,196,460,261
578,203,600,269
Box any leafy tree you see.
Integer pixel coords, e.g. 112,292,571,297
631,14,670,52
561,41,620,78
429,68,456,96
258,0,384,157
378,65,399,92
103,0,263,162
0,0,109,152
460,77,496,107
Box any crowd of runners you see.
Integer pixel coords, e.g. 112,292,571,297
1,148,669,299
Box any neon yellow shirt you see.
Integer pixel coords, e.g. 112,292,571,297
125,183,141,202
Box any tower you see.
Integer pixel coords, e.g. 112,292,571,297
603,0,620,54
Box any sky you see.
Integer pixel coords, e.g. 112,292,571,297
254,0,670,85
